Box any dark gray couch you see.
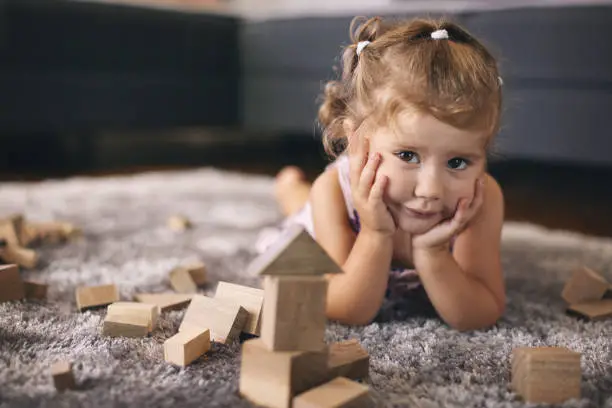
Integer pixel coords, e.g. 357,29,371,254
1,1,611,168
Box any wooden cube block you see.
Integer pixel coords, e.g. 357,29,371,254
51,361,76,391
327,340,369,381
184,261,207,286
567,299,612,321
0,264,25,302
134,293,193,312
262,276,327,352
76,284,119,311
179,295,248,344
562,267,609,304
23,281,48,300
0,246,39,269
102,312,149,338
164,328,211,367
240,338,329,408
215,281,264,335
511,346,581,404
169,267,198,294
167,215,191,231
107,302,159,332
293,377,372,408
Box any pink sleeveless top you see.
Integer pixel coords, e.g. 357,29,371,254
256,154,446,298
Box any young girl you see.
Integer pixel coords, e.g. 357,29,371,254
257,16,506,331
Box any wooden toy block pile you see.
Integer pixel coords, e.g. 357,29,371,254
240,225,372,408
562,266,612,321
0,214,80,270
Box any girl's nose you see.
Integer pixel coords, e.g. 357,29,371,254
414,168,442,201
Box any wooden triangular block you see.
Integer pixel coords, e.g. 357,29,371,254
247,225,342,276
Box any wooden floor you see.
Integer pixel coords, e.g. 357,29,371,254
1,136,611,238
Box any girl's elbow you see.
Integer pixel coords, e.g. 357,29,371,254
326,305,377,326
448,309,504,332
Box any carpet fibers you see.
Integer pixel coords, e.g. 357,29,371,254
0,168,610,408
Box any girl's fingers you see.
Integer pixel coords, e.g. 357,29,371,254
358,153,379,197
348,136,367,192
369,172,387,202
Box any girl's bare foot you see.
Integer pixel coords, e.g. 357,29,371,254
274,166,312,216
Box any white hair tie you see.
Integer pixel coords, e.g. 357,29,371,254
356,41,371,56
431,29,449,40
498,76,504,86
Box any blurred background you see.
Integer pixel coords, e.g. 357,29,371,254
1,0,611,236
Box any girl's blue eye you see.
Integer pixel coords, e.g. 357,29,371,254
448,157,469,170
397,151,419,163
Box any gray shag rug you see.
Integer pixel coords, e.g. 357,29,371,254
0,168,611,408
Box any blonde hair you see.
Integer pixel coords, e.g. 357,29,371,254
319,16,503,157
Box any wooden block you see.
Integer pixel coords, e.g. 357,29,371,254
51,361,76,391
167,215,191,231
215,281,264,335
134,293,193,312
561,266,609,304
567,299,612,321
107,302,159,332
247,225,343,277
164,328,211,367
169,267,198,294
23,280,48,300
240,338,329,408
24,221,81,245
262,276,327,352
327,340,369,381
511,346,581,404
179,295,248,344
0,264,25,302
0,246,39,269
293,377,372,408
102,312,149,338
76,284,119,311
184,261,207,286
0,215,23,247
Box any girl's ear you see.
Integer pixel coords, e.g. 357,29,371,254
343,118,356,139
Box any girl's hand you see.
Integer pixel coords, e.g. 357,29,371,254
348,134,396,237
412,177,485,252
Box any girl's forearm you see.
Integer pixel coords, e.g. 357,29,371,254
414,248,503,331
326,230,393,324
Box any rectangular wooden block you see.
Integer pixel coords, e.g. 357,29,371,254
240,338,329,408
164,328,211,367
0,264,25,302
169,267,198,294
102,313,149,338
0,215,23,247
562,266,609,304
215,281,264,336
0,246,39,269
262,276,327,352
179,295,248,344
76,284,119,311
512,346,581,404
293,377,372,408
51,361,76,391
134,293,193,312
23,281,48,300
107,302,159,332
567,299,612,321
327,340,369,381
184,261,207,286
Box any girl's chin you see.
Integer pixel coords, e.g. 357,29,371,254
396,216,440,234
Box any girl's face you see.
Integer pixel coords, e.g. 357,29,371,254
365,110,489,235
